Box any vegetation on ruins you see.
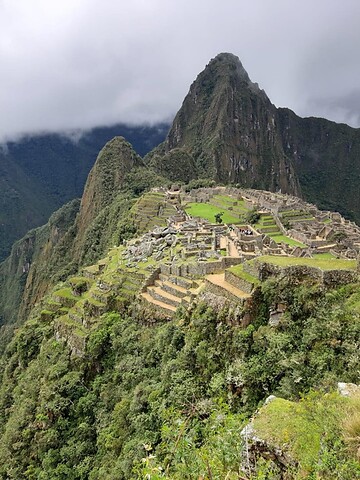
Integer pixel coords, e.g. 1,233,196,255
185,202,240,224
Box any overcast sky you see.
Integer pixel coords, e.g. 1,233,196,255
1,0,360,141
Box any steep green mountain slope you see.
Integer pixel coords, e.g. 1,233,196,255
0,123,168,260
0,52,360,479
147,53,300,195
278,108,360,221
0,256,358,479
0,199,80,345
0,137,168,341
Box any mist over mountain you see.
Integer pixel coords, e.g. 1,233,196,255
0,122,169,260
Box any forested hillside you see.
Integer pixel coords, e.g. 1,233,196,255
0,273,359,478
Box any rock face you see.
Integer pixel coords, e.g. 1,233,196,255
149,53,300,194
338,382,360,397
0,199,80,331
278,109,360,223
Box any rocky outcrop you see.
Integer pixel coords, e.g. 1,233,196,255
338,382,360,397
240,396,297,478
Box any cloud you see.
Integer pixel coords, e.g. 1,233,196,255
1,0,360,141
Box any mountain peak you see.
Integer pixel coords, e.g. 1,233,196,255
208,52,250,80
76,137,143,237
152,52,299,194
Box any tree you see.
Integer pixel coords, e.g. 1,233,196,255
245,209,260,225
214,212,224,224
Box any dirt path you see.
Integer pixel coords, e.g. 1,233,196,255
228,239,240,257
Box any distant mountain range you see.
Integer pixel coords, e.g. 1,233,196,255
0,123,169,260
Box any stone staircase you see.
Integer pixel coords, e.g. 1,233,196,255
141,273,203,315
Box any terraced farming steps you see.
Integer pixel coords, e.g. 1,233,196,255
140,292,177,315
205,273,251,303
147,285,183,308
42,186,360,356
141,272,204,315
131,192,177,233
155,279,188,298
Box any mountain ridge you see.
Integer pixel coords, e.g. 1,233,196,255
2,51,360,336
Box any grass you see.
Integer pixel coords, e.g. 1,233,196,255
68,276,91,285
268,234,306,248
253,213,306,247
227,264,260,285
346,290,360,313
254,214,279,234
45,300,62,309
211,195,249,211
291,216,316,222
106,247,123,270
313,252,335,260
52,288,77,299
185,202,240,224
86,297,105,307
255,214,276,223
60,315,88,338
281,209,309,218
83,265,100,275
342,399,360,458
252,392,360,474
253,255,357,270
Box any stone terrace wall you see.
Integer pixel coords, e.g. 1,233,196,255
224,270,254,293
322,269,358,287
160,256,243,278
246,260,358,287
205,279,248,304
